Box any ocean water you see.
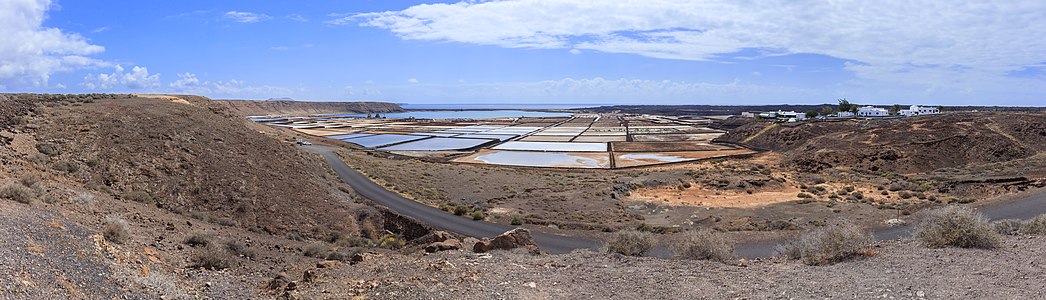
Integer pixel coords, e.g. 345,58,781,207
400,103,598,110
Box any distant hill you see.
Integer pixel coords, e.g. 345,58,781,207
267,97,294,101
580,104,1046,116
717,112,1046,174
212,99,404,116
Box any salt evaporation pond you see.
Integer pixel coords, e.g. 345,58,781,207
378,137,493,151
618,153,688,163
327,133,373,140
492,141,607,152
342,134,428,148
456,133,518,141
470,151,610,168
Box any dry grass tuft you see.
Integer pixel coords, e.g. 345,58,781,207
777,222,872,265
102,217,130,244
915,206,1000,249
607,229,656,256
1,182,35,204
673,229,735,263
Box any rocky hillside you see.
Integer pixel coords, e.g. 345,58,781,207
718,113,1046,174
209,99,403,116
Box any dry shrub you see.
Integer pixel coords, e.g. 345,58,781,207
607,229,656,256
121,190,154,204
191,245,233,270
1022,216,1046,235
778,223,872,265
225,239,257,260
19,173,41,189
303,242,331,258
103,217,130,244
993,219,1024,236
915,206,1000,249
674,229,735,263
183,231,215,247
1,182,34,204
74,192,95,206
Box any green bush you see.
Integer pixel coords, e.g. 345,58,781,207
607,230,655,256
471,211,485,221
378,233,405,249
777,223,872,265
511,216,524,226
915,207,1000,249
453,205,469,216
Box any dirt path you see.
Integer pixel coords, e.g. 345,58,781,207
741,123,777,143
302,145,603,254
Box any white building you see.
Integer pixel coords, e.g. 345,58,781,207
740,112,756,118
898,105,941,117
857,106,889,117
758,112,778,119
775,110,807,121
834,111,855,118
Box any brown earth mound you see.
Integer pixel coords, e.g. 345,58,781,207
26,95,394,239
210,99,403,116
718,113,1046,173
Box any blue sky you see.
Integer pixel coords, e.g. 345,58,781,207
2,0,1045,105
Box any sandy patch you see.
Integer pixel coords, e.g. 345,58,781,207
629,185,803,208
614,149,755,167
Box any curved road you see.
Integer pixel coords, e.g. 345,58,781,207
306,145,1046,258
304,145,602,254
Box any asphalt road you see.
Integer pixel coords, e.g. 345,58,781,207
305,145,602,254
306,145,1046,259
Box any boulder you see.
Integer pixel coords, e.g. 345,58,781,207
349,252,382,265
266,272,291,290
473,228,541,254
316,260,340,269
425,239,462,253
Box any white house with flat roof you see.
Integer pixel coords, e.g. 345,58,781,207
898,105,940,117
857,106,889,117
832,111,855,118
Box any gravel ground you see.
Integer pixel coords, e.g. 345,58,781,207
0,202,125,299
291,236,1045,299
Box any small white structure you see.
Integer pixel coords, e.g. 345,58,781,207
898,105,941,117
857,106,889,117
740,112,756,118
834,111,855,118
775,110,807,121
758,112,778,118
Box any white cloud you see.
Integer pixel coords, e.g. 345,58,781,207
353,1,1046,94
568,49,581,55
268,44,314,51
82,65,160,90
0,0,106,87
287,14,308,22
168,72,292,98
347,77,815,104
224,11,271,23
407,78,420,84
